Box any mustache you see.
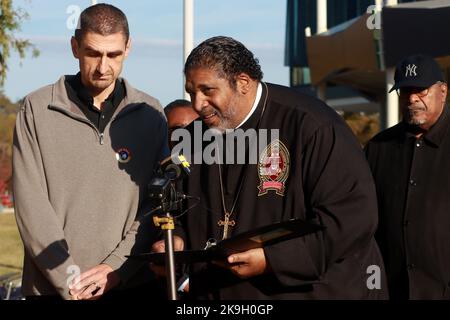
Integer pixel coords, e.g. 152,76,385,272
407,104,426,112
93,71,113,77
199,109,218,117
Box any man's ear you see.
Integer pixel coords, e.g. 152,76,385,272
439,82,448,104
70,37,79,59
236,73,252,94
124,38,131,58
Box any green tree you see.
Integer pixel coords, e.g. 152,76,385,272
0,0,39,86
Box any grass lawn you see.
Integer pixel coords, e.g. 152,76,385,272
0,212,23,276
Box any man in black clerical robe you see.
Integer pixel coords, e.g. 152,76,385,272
156,36,388,300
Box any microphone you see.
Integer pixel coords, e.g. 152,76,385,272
160,154,191,180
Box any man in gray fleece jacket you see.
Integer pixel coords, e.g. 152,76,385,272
13,4,168,300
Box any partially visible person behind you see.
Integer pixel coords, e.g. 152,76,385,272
13,4,168,300
164,99,198,130
164,99,198,149
365,54,449,299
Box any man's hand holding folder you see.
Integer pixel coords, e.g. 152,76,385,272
146,218,324,279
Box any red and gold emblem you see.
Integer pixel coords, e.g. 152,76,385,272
257,139,290,196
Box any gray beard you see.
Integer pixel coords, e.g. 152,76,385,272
406,117,426,126
211,104,237,132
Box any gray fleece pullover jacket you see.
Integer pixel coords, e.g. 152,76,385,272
13,76,168,299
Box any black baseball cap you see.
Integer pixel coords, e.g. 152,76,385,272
389,54,445,93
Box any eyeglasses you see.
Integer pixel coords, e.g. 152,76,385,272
396,81,445,98
396,87,429,98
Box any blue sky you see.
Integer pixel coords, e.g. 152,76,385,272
5,0,288,106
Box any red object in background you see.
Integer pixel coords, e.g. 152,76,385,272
1,194,12,207
0,180,13,208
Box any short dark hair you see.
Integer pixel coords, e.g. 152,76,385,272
164,99,192,115
184,36,263,88
74,4,129,43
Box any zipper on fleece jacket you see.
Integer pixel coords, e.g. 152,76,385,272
49,102,147,145
49,105,105,145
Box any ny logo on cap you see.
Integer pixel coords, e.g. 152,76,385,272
405,64,418,77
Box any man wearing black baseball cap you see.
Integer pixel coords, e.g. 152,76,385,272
388,54,447,132
365,54,450,299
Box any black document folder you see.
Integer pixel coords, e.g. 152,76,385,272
128,218,324,264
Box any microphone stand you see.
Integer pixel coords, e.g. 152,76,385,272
149,154,192,300
153,213,177,300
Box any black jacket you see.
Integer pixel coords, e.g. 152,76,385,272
365,106,450,300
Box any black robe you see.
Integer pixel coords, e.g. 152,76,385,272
180,83,388,299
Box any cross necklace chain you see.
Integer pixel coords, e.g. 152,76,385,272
217,155,245,240
216,82,269,240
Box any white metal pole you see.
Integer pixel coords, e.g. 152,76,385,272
91,0,97,5
385,0,398,6
316,0,327,101
183,0,194,100
317,0,327,34
374,0,385,70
